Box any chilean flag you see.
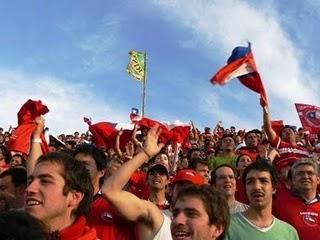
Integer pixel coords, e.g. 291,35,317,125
295,103,320,138
84,118,134,151
210,43,268,105
131,114,190,145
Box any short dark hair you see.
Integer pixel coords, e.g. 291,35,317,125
211,164,237,185
244,129,261,141
242,160,279,188
189,157,208,170
221,134,235,142
73,143,109,171
0,167,27,187
172,185,230,240
0,210,49,240
0,146,12,164
36,152,93,218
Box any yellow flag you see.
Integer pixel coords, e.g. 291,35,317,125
126,50,146,82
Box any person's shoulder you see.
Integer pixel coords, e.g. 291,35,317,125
274,217,299,235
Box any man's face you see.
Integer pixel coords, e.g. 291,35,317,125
221,137,235,151
171,196,223,240
281,128,295,142
190,150,202,159
25,162,76,228
75,153,104,191
245,133,259,147
147,168,169,190
0,175,16,197
195,163,210,184
245,170,274,210
292,164,320,194
214,166,236,197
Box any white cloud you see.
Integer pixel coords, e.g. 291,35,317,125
148,0,320,127
0,69,130,135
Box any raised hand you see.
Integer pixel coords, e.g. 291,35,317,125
142,124,165,159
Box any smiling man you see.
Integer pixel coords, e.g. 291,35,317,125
25,152,97,239
225,160,299,239
274,158,320,240
171,185,229,240
211,164,248,214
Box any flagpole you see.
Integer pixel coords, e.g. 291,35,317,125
142,52,147,116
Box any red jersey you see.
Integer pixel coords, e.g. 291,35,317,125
59,216,97,240
235,178,249,204
271,136,309,170
273,192,320,240
88,195,136,240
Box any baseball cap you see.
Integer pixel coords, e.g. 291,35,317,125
171,169,204,186
147,162,169,176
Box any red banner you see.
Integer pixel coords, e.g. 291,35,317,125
295,103,320,139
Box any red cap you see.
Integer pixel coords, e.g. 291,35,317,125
171,169,204,186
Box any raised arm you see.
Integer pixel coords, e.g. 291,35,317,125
115,128,123,158
101,125,165,231
261,99,277,143
27,116,45,176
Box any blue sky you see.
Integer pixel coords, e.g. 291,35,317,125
1,0,319,135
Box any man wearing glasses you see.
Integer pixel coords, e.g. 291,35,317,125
274,158,320,240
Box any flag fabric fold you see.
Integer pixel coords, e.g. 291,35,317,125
210,42,268,105
126,50,146,82
131,115,190,145
295,103,320,138
8,99,50,155
86,121,134,151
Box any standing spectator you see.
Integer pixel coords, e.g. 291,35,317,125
209,134,237,170
225,161,299,239
102,125,172,240
274,158,320,240
262,102,309,181
26,152,97,239
190,158,210,184
0,167,27,209
171,185,230,240
211,164,248,214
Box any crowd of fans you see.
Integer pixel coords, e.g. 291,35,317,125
0,102,319,240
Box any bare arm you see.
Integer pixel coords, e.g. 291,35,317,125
27,116,45,176
115,129,123,158
101,125,165,231
261,100,277,143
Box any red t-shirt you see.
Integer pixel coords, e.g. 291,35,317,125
59,216,97,240
235,178,249,204
273,192,320,240
271,136,309,170
88,195,136,240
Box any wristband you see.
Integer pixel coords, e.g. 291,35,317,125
32,138,42,143
141,148,152,159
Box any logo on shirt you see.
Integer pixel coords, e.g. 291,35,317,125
101,211,114,222
301,212,318,226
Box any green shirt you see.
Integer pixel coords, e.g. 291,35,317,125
224,212,299,240
209,155,238,170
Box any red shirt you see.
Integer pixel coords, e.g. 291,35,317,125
235,178,249,204
273,192,320,240
271,136,309,170
88,195,136,240
59,216,97,240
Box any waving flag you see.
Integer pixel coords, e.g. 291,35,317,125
126,50,146,82
295,103,320,138
210,43,268,105
84,120,134,151
131,114,190,145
